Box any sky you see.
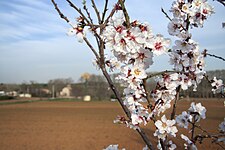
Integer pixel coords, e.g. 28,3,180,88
0,0,224,84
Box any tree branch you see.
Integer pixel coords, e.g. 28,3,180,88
170,85,181,120
83,37,100,61
214,0,225,7
146,70,178,79
143,79,152,107
119,0,130,28
91,0,101,24
103,0,120,28
82,1,94,24
66,0,91,25
207,53,225,62
101,0,109,23
51,0,70,23
161,8,172,21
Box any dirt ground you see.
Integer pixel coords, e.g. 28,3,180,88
0,99,224,150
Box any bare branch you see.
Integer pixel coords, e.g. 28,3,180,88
207,53,225,62
161,8,172,21
51,0,70,23
147,70,178,79
82,1,94,24
101,0,109,23
137,129,155,150
83,37,100,61
66,0,91,25
91,0,101,24
103,0,120,27
119,0,130,28
171,85,181,120
143,79,152,106
214,0,225,7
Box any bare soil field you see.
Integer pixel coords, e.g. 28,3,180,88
0,99,224,150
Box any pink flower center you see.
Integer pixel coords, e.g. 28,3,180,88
155,42,162,50
139,25,147,32
203,9,208,14
138,53,146,60
115,26,123,33
120,39,126,45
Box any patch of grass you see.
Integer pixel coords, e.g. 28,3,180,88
0,96,15,100
0,98,82,105
45,98,81,102
0,100,41,105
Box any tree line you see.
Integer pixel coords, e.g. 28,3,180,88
0,70,224,100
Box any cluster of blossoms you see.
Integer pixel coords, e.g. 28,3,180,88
142,1,215,147
151,0,215,119
168,0,213,89
101,1,223,149
102,10,171,127
176,102,206,128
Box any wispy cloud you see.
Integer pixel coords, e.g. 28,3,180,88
0,0,67,43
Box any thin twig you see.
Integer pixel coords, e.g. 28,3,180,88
192,123,225,149
161,8,172,21
207,53,225,62
103,0,121,28
82,1,94,24
161,7,188,32
147,70,178,79
51,0,70,23
143,79,152,106
83,37,100,61
137,128,155,150
101,0,109,23
91,0,101,24
171,85,181,120
191,115,197,141
66,0,91,25
214,0,225,7
119,0,130,28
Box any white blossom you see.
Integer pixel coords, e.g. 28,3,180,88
146,34,171,56
188,102,206,122
211,77,224,94
67,23,85,43
154,115,178,140
176,111,192,129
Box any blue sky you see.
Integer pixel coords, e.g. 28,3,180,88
0,0,224,83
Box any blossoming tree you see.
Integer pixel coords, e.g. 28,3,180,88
51,0,225,149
